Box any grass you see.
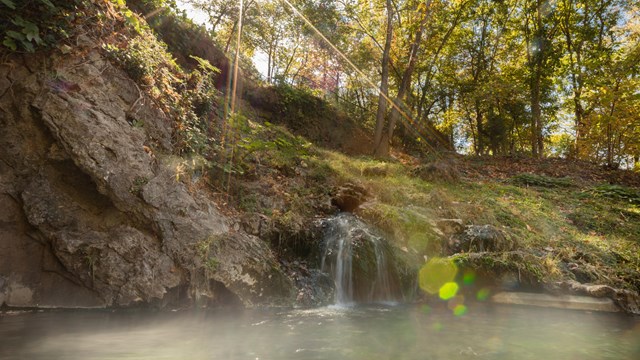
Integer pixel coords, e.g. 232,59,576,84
298,149,640,291
184,80,640,294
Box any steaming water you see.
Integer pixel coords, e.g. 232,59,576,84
1,304,638,359
321,213,395,305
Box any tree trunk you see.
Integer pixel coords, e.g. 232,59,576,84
379,0,432,157
529,0,545,157
530,70,542,157
475,101,484,155
267,44,272,83
373,0,394,157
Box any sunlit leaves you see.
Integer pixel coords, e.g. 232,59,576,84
0,0,15,10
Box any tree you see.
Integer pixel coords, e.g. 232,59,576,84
523,0,560,157
373,0,394,156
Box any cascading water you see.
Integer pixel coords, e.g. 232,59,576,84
320,213,398,305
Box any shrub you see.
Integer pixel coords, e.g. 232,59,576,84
1,0,90,52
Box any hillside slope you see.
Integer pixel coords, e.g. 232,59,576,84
0,0,296,308
0,0,638,314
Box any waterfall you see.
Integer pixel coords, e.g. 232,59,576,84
320,213,397,305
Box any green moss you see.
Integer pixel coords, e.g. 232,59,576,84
511,173,574,188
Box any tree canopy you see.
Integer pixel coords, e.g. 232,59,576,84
179,0,640,168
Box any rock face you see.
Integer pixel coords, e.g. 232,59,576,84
331,183,368,212
0,50,293,308
552,280,640,315
444,224,515,254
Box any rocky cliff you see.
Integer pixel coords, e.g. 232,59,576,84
0,45,294,308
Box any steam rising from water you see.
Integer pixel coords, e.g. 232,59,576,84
1,305,638,360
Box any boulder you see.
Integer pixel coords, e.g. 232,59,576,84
445,225,514,254
331,183,368,212
435,218,465,236
553,280,640,315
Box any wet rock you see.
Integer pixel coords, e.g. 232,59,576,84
614,289,640,315
554,280,640,315
445,225,514,254
435,218,464,236
331,183,368,212
320,214,404,303
283,260,334,307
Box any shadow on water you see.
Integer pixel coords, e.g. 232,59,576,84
1,303,639,360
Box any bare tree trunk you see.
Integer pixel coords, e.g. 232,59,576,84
267,44,272,83
373,0,394,156
530,70,542,157
475,101,484,155
528,0,545,157
378,0,432,157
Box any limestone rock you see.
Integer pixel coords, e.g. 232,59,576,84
435,219,465,236
0,50,293,308
331,183,368,212
554,280,640,315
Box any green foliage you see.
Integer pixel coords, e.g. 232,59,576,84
196,235,218,258
0,0,16,10
206,258,218,272
189,55,220,74
1,0,88,52
230,115,312,173
101,14,221,158
274,84,326,117
451,251,555,284
588,184,640,205
103,35,178,83
511,173,574,188
196,235,220,274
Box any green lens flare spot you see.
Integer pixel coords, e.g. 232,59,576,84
453,304,468,316
419,258,458,294
438,282,459,300
462,270,476,285
476,288,491,301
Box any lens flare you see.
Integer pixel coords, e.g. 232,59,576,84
462,270,476,285
453,304,468,316
418,258,458,294
439,282,459,300
476,288,491,301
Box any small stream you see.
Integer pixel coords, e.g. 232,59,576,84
1,304,638,359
